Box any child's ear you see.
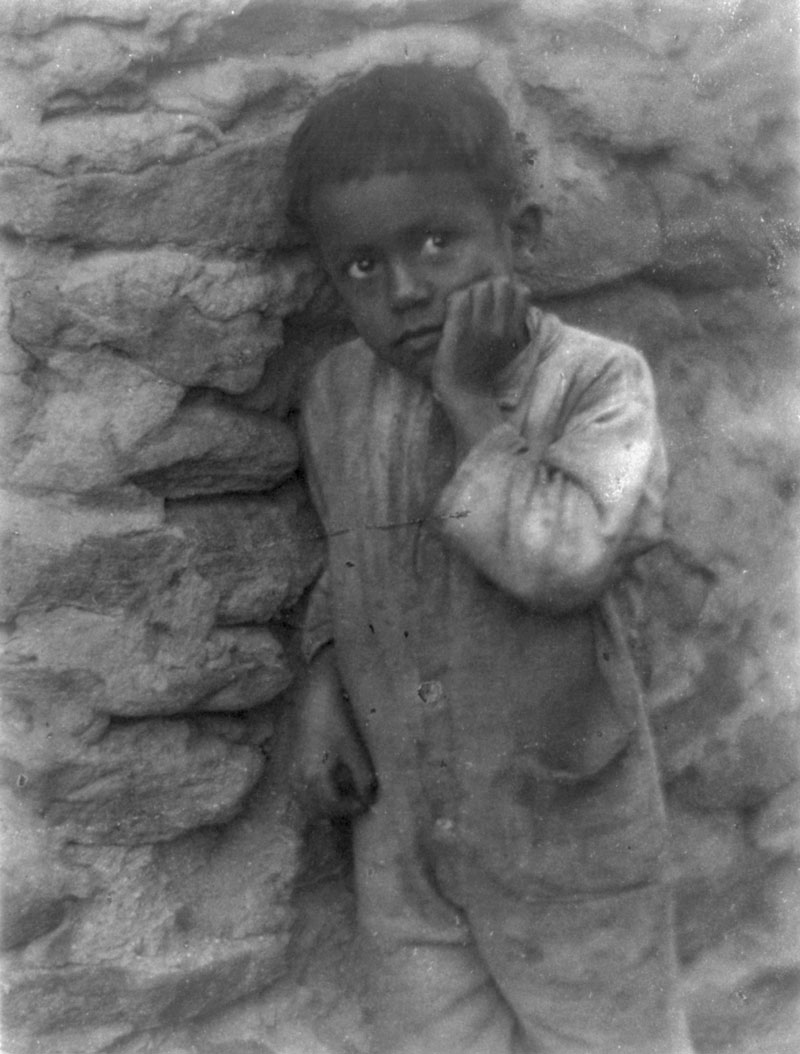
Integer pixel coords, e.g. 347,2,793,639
510,203,543,266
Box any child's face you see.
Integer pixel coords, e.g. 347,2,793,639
310,170,514,383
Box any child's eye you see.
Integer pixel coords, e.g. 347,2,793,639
345,256,376,280
421,232,449,255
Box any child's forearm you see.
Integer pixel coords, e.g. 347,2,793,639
291,644,378,816
295,644,350,757
432,276,529,460
433,347,667,614
302,641,340,699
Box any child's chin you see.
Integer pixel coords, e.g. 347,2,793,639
401,354,435,384
373,347,436,384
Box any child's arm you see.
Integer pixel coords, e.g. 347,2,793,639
290,642,378,817
432,283,666,614
432,276,529,460
292,422,378,816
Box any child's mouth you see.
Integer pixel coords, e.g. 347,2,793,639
394,326,442,353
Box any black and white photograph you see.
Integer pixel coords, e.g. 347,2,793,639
0,1,798,1052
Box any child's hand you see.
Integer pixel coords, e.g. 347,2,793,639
290,648,378,818
432,276,530,457
432,276,530,398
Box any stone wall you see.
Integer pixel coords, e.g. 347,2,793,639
0,1,798,1052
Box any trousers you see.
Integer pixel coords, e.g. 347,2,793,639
352,722,694,1054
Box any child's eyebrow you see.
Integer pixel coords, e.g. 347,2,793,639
388,217,457,248
332,240,376,263
407,219,449,237
337,226,429,259
331,212,462,261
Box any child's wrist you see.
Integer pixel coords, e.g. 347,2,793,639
435,386,502,457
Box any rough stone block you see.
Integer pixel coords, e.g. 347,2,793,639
750,780,800,856
150,60,294,130
0,20,502,250
649,172,775,289
0,488,177,620
5,349,183,493
670,709,800,812
289,0,511,25
0,0,250,40
516,1,797,183
0,372,37,468
130,394,299,498
761,857,800,962
677,824,800,1050
4,110,226,173
0,790,97,951
674,7,800,186
8,249,301,394
544,281,694,358
157,0,508,75
0,136,291,251
17,717,265,845
517,18,685,153
147,0,505,124
3,778,301,1052
2,21,167,117
5,354,298,495
1,588,293,717
684,855,800,1054
181,249,320,320
657,349,798,576
667,799,758,964
5,938,288,1051
0,238,28,372
196,628,295,710
516,155,661,296
166,483,324,624
621,540,715,721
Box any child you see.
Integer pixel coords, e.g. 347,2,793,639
286,64,691,1054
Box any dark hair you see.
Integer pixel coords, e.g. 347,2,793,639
285,63,520,233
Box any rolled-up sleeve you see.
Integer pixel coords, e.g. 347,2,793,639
434,344,666,614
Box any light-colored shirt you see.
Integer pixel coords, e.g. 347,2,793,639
301,307,667,879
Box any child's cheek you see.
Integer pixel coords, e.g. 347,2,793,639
337,288,369,330
348,306,385,353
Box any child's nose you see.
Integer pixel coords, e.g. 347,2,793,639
388,260,431,311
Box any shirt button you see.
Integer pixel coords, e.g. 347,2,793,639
418,680,444,706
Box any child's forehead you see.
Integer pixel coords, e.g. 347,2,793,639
310,169,495,248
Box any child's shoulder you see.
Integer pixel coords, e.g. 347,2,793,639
533,309,653,393
539,310,644,366
502,308,653,408
303,335,375,411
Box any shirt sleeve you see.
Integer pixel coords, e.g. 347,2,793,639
434,342,667,614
